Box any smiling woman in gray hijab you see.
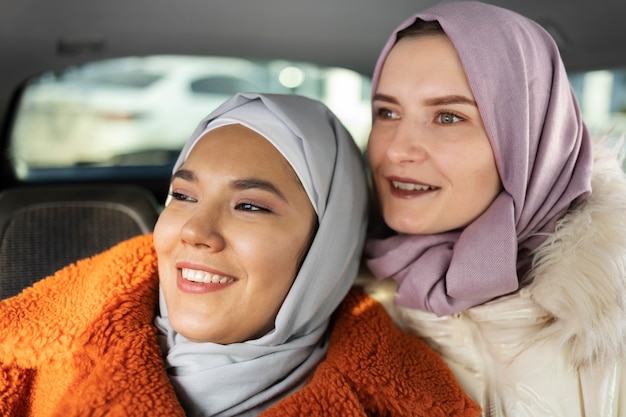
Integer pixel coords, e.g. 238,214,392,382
153,93,367,416
363,2,626,416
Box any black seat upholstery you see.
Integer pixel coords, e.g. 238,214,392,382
0,184,160,299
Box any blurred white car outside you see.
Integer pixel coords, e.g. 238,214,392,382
11,55,371,172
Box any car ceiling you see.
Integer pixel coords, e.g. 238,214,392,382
1,0,626,138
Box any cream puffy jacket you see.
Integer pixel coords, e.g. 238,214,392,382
363,144,626,417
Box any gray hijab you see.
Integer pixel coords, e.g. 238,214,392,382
365,1,593,315
155,93,368,416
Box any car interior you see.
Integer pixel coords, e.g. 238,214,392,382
1,0,626,298
0,184,159,298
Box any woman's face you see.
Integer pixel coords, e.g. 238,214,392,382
367,34,501,235
154,124,316,344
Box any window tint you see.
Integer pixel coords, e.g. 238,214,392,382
571,68,626,171
571,71,626,130
190,76,262,95
79,72,162,89
8,55,372,181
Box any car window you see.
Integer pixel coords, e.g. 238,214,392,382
71,71,163,89
190,76,262,95
8,55,372,182
8,56,625,184
571,67,626,169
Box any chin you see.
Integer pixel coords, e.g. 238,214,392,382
384,212,419,234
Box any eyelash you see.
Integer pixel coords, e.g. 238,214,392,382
169,191,195,202
169,192,271,213
235,201,271,212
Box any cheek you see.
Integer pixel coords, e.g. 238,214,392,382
366,132,386,168
472,143,500,191
273,243,301,280
251,221,312,291
458,150,501,209
477,163,502,208
153,215,178,305
366,138,390,196
153,210,179,258
232,233,298,335
240,229,303,277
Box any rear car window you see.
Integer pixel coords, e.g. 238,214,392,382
8,55,372,182
76,72,163,89
8,57,625,183
190,76,262,95
570,67,626,170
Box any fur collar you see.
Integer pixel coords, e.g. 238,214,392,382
528,142,626,368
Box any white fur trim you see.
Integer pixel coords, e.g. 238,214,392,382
528,142,626,368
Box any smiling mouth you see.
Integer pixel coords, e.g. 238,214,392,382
181,268,237,284
391,180,438,191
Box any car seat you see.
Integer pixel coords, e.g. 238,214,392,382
0,184,160,299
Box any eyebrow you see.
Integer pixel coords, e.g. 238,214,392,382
373,92,477,107
231,178,288,202
172,169,196,182
172,169,288,202
424,95,477,107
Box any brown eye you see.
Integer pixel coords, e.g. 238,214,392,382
235,202,270,212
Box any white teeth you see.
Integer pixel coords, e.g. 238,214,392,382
182,268,235,284
392,180,435,191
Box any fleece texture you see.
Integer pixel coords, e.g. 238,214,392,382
0,234,480,417
527,142,626,368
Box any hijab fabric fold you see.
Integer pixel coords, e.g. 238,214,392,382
155,93,368,416
365,1,593,316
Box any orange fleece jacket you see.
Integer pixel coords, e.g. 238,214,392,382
0,234,480,417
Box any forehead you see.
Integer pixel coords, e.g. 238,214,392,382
378,35,473,99
182,124,299,183
386,34,460,70
190,124,278,158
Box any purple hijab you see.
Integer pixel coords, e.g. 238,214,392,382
365,1,593,316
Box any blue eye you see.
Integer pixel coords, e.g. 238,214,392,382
437,112,463,124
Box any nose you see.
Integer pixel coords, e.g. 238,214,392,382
384,120,428,164
180,207,226,251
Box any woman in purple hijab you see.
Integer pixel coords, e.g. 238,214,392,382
363,2,626,415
